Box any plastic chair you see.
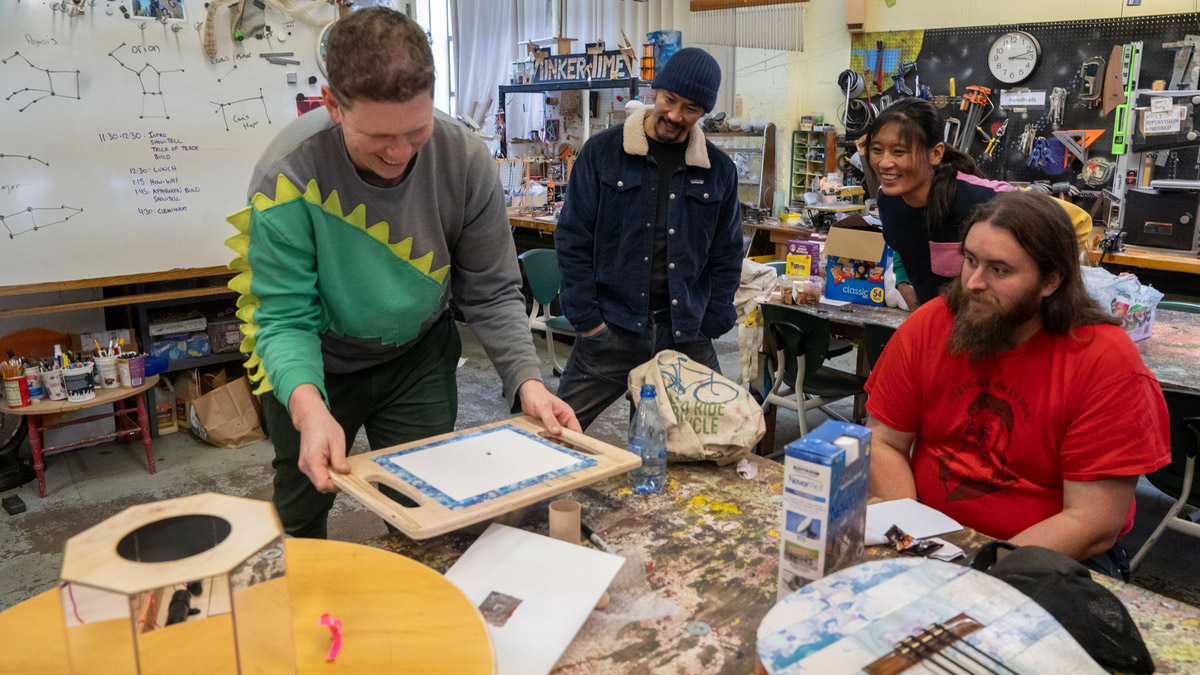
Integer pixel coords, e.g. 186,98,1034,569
517,248,575,375
760,304,867,453
1131,387,1200,571
764,260,786,276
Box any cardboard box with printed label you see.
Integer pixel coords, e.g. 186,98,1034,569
778,420,871,598
786,240,821,277
823,216,891,307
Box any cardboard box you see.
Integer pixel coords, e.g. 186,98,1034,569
71,329,138,356
786,239,821,277
778,421,871,598
149,313,207,337
150,332,211,360
206,319,244,354
823,216,891,307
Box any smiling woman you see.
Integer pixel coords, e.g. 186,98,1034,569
866,98,1011,308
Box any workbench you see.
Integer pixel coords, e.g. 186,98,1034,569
363,456,1200,673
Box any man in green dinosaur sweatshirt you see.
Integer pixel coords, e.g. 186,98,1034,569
227,7,579,538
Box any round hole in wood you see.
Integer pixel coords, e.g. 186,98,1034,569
116,515,233,563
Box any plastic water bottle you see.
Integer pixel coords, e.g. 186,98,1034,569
627,385,667,494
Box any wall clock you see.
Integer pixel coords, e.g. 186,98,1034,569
988,31,1041,84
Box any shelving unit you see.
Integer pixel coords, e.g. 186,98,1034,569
790,129,838,209
708,124,776,210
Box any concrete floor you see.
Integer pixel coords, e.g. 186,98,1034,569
2,323,1197,615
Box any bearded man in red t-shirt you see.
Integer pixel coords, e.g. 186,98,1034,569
864,191,1170,581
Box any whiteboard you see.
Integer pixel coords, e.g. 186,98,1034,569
0,0,335,286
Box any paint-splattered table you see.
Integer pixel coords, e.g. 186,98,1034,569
1137,308,1200,393
364,455,1200,674
786,303,1200,393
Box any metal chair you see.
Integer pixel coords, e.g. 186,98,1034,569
760,304,867,453
1131,387,1200,571
517,248,575,375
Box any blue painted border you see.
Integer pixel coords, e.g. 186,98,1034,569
371,424,599,510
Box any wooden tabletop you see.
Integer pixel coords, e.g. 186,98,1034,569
1087,244,1200,274
0,538,494,675
0,374,159,416
362,457,1199,674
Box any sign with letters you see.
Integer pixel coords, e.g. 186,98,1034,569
529,50,636,85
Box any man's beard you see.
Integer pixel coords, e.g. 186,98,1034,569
944,279,1044,363
653,114,686,143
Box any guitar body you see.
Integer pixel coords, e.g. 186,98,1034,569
756,558,1106,674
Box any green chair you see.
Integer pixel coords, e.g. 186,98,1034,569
1131,388,1200,571
761,303,867,452
764,260,786,276
1157,301,1200,314
518,248,575,375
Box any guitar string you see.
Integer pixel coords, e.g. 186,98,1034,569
930,623,1021,675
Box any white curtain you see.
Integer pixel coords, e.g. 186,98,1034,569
452,0,734,153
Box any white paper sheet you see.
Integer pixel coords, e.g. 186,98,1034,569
387,427,581,502
445,524,625,675
865,498,963,546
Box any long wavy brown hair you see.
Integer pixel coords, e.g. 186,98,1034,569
955,191,1117,335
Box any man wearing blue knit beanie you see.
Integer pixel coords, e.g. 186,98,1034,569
555,46,742,430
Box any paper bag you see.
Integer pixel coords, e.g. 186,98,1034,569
173,370,201,430
628,350,764,465
189,369,266,448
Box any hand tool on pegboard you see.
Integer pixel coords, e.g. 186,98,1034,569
1111,41,1142,155
1049,87,1067,128
1163,34,1200,89
943,118,961,146
875,40,884,93
1103,44,1126,116
984,119,1008,158
956,86,991,154
1078,56,1105,108
891,61,917,96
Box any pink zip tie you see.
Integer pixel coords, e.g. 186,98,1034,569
317,613,343,662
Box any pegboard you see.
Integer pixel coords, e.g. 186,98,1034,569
855,13,1200,186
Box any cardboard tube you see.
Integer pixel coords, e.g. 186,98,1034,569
548,499,581,544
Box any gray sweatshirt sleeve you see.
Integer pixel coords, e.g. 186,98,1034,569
449,142,543,409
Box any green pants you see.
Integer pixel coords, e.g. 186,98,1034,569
262,316,462,538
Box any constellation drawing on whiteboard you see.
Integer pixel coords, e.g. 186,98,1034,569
211,88,272,131
109,42,184,119
2,52,81,112
1,206,84,239
0,153,51,167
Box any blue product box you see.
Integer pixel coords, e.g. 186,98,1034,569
823,218,891,307
778,421,871,598
150,332,211,360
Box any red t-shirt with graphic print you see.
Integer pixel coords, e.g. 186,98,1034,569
865,297,1171,541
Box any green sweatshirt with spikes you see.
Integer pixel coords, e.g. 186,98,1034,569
227,108,541,411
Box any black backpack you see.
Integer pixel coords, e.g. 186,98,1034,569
968,542,1155,674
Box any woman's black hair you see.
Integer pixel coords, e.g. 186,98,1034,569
865,97,981,234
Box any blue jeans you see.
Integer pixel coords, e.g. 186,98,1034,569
556,309,721,430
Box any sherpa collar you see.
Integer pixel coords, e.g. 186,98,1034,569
622,106,710,169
